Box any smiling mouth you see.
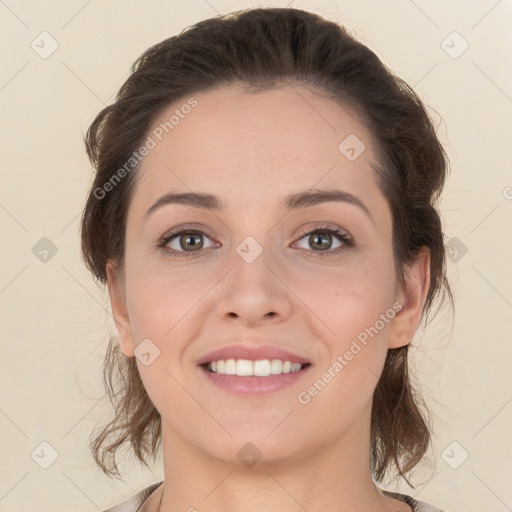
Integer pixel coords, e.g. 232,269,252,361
201,359,312,377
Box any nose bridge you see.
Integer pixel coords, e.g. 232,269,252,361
229,230,279,290
228,205,280,269
214,228,292,323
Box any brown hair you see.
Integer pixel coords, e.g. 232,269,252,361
81,7,453,483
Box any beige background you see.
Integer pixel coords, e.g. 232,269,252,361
1,1,511,511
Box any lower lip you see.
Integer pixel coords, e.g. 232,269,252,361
200,365,311,396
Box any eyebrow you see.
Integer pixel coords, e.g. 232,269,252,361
144,188,373,223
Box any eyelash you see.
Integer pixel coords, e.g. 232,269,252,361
157,223,353,259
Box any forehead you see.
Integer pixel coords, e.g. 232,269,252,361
130,85,385,216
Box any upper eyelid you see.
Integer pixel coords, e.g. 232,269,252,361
296,224,350,238
160,223,351,247
161,223,350,238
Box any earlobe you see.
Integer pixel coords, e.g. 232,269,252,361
388,247,431,349
106,261,135,358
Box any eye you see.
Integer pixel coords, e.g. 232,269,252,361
293,224,353,257
157,222,353,258
157,224,218,258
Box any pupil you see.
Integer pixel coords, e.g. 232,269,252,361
182,233,203,251
178,232,332,252
311,232,331,250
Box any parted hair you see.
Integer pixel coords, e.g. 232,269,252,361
80,7,452,483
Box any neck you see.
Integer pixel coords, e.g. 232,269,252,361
154,406,399,512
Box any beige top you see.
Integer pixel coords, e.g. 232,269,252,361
101,481,447,512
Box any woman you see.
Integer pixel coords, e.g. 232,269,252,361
81,7,452,512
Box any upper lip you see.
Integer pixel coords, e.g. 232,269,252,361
197,343,311,365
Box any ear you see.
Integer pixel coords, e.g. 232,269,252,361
106,261,135,357
388,247,431,349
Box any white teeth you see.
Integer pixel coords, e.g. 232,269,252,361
207,358,304,376
270,359,282,374
236,359,253,376
253,359,270,376
225,359,236,375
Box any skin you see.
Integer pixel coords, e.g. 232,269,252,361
107,84,430,512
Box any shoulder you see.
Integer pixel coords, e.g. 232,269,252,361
101,481,164,512
380,488,447,512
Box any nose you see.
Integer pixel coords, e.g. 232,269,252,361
214,237,293,327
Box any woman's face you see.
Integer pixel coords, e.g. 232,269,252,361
108,84,427,465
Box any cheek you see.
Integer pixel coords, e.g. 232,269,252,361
295,252,397,337
304,255,396,412
124,253,200,340
123,263,199,420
